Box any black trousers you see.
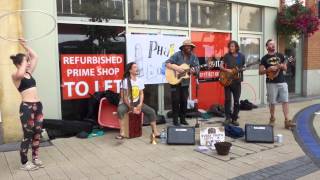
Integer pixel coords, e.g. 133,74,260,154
171,84,189,122
224,81,241,121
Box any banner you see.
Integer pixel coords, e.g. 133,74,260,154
60,54,124,100
191,32,231,109
126,34,186,84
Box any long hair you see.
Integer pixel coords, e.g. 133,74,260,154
122,62,136,80
122,62,136,104
228,40,240,53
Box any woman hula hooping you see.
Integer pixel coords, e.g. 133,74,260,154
10,38,44,171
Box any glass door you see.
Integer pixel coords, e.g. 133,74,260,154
239,35,263,104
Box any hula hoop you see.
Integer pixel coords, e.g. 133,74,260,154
241,81,257,103
0,9,57,42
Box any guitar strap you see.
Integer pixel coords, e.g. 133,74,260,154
236,54,242,79
275,53,279,64
236,54,241,66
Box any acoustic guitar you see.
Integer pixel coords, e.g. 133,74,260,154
219,61,260,87
166,63,212,85
266,56,293,80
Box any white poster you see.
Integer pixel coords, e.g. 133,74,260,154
200,127,225,146
126,34,186,84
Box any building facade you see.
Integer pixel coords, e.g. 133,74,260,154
0,0,318,143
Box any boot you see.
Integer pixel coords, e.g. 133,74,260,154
223,118,231,126
173,118,180,126
285,119,296,130
269,117,276,126
231,120,239,126
180,118,189,125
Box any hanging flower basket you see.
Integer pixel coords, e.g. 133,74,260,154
277,1,320,37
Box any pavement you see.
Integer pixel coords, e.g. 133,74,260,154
1,99,320,180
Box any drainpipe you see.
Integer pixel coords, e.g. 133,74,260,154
0,111,3,144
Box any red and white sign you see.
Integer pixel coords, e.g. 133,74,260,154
199,70,220,80
60,54,124,100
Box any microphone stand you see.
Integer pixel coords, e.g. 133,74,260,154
194,68,201,128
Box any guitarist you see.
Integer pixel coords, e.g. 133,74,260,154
220,41,245,126
259,39,295,129
166,39,199,126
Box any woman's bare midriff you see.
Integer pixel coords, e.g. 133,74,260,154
20,87,40,102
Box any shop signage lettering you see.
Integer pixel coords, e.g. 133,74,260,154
60,54,124,100
148,41,175,58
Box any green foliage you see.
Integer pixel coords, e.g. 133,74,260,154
277,0,319,37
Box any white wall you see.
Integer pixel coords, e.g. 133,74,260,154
303,70,320,96
227,0,279,8
22,0,61,119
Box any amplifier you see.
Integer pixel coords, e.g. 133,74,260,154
245,124,274,143
167,126,195,145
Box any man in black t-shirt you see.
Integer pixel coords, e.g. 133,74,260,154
220,40,246,126
259,39,295,129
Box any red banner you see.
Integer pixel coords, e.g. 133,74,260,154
60,54,124,100
191,32,231,109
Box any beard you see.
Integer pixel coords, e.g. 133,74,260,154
268,46,275,53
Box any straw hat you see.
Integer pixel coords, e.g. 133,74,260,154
179,39,196,50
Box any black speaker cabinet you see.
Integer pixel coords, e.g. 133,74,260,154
245,124,274,143
167,126,195,145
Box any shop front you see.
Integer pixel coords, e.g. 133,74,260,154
54,0,279,120
0,0,281,142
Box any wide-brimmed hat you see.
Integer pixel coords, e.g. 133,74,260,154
179,39,196,50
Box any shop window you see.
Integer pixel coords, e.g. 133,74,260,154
191,1,231,30
128,0,188,26
56,0,125,23
58,24,126,120
239,5,262,32
240,37,260,70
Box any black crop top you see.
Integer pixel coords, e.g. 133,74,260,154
18,72,36,92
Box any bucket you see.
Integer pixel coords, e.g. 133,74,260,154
214,142,232,155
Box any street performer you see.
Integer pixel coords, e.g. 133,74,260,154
220,40,245,126
116,62,160,139
259,39,295,129
166,39,199,126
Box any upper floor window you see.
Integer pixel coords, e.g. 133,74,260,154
191,1,231,30
239,5,262,32
128,0,188,27
57,0,125,23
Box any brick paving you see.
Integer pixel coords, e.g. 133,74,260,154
0,99,320,180
230,156,319,180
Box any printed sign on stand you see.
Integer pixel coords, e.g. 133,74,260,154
200,127,225,146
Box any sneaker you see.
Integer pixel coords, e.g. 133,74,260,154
33,159,45,168
269,117,276,126
20,161,39,171
231,120,239,126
